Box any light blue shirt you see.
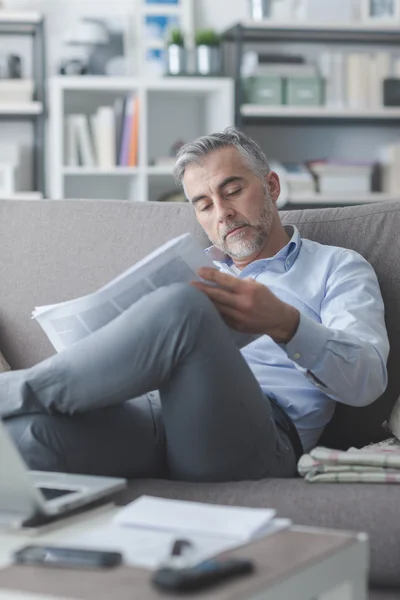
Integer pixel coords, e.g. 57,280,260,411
206,226,389,452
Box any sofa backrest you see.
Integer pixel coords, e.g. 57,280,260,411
0,199,399,449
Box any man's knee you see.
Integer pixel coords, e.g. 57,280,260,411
157,283,218,322
4,414,67,472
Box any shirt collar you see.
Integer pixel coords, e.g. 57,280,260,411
205,225,301,272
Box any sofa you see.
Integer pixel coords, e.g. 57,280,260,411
1,198,400,599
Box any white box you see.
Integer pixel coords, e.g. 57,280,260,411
0,79,34,103
295,0,357,22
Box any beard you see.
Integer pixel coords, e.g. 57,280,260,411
212,192,274,259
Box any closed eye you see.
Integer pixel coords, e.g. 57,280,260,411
200,204,212,212
227,188,242,197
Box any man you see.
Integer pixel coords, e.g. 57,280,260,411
0,127,389,481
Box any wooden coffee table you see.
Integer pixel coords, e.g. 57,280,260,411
0,505,368,600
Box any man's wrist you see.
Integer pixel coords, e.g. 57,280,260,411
272,305,300,344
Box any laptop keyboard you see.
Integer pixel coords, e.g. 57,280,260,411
39,487,76,501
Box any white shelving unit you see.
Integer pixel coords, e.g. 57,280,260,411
0,102,43,116
49,76,234,201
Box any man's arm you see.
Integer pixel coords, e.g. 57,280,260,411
283,250,389,407
193,251,389,408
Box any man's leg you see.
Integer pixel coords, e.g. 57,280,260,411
5,392,166,477
1,284,297,480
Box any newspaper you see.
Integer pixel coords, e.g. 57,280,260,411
32,233,256,353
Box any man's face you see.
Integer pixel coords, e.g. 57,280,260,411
183,146,279,260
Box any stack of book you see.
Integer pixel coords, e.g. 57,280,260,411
308,160,374,194
319,51,393,109
66,95,139,168
379,143,400,195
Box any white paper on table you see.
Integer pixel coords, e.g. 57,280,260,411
114,495,276,541
60,517,291,570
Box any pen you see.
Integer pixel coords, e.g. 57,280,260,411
163,538,194,570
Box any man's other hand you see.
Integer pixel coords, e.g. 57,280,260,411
191,267,300,344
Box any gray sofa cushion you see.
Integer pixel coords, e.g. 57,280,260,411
116,478,400,589
280,203,400,450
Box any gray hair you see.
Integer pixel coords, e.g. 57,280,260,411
173,126,270,187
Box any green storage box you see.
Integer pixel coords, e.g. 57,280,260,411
285,77,324,106
244,76,284,105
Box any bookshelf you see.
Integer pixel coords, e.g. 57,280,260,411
223,21,400,208
49,76,234,202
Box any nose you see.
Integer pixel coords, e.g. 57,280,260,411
216,203,235,222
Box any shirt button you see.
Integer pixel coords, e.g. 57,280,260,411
294,352,301,360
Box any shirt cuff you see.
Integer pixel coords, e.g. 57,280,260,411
283,313,330,370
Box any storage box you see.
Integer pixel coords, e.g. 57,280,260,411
286,77,324,106
244,76,284,105
0,79,34,103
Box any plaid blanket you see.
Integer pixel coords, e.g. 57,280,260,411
298,438,400,483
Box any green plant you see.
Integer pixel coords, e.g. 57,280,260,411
167,27,185,46
194,28,221,47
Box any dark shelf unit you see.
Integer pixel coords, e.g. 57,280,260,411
223,22,400,128
222,21,400,208
0,14,47,197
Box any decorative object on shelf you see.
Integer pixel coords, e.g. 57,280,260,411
0,54,22,79
166,27,187,75
152,139,186,166
194,29,221,76
383,78,400,105
60,16,131,76
249,0,274,20
136,0,194,77
361,0,400,20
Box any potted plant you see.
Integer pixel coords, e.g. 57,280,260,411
194,28,222,76
166,27,186,76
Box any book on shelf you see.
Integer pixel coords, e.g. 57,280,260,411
128,95,140,167
70,114,96,168
268,161,315,208
318,50,391,110
92,106,116,168
66,96,140,169
118,94,140,167
379,143,400,195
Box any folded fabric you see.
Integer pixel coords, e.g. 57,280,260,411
0,350,10,373
298,438,400,483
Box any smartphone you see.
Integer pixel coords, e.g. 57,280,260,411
14,545,122,570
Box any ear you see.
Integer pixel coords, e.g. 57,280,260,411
265,171,281,205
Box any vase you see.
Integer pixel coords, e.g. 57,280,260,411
195,45,221,76
249,0,273,20
166,44,186,76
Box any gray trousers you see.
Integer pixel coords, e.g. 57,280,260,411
0,284,297,481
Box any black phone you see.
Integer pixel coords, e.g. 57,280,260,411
152,557,254,592
14,545,122,570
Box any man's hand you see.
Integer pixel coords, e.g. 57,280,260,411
191,267,300,344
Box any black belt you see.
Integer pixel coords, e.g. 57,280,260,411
269,397,304,463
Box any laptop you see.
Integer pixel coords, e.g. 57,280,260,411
0,420,126,527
